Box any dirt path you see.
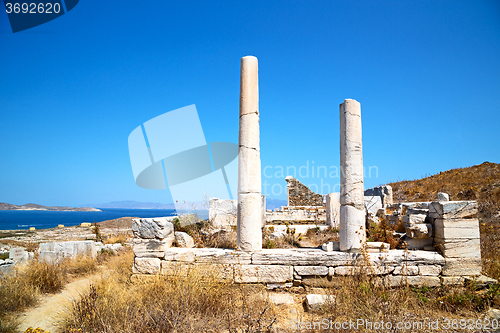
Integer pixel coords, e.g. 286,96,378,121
18,274,100,332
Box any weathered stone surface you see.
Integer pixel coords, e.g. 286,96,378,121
132,217,175,239
234,265,292,283
365,196,382,216
386,275,440,287
406,223,433,239
133,257,161,274
486,308,500,321
441,276,464,286
321,241,339,252
429,201,477,219
175,232,195,248
434,237,481,258
286,178,324,207
163,248,196,262
437,192,450,202
306,294,336,311
403,214,427,225
237,55,262,253
340,99,366,252
366,242,390,252
209,198,237,228
133,238,173,258
418,265,442,276
194,248,252,264
252,249,357,266
404,237,433,250
373,250,445,266
237,192,262,252
339,205,366,252
434,219,479,241
441,258,482,276
39,241,98,263
335,265,394,276
294,266,328,276
393,266,419,276
326,193,340,228
365,185,393,206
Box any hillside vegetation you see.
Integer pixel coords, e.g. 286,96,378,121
388,161,500,279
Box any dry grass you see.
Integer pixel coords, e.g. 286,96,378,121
60,251,278,333
304,226,339,247
308,273,500,332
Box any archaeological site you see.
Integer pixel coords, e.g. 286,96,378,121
131,56,492,289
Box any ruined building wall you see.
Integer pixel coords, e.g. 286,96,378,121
286,177,324,206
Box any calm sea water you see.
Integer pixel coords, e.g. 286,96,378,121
0,208,178,230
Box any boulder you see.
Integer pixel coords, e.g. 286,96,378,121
306,294,336,311
437,192,450,202
175,232,195,248
132,217,175,239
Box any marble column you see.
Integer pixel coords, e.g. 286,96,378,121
339,99,366,252
237,56,262,251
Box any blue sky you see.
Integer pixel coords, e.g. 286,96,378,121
1,0,499,206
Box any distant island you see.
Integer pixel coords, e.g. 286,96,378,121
82,200,176,210
0,202,101,212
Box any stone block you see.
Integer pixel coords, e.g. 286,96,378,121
364,196,383,216
335,265,394,275
306,294,336,311
403,214,427,225
437,192,450,202
441,258,482,276
404,238,433,250
434,227,480,240
294,266,328,276
393,266,419,276
326,193,340,228
175,232,195,248
405,223,433,239
133,257,161,274
434,238,481,258
38,251,57,264
164,248,196,262
133,238,173,258
429,201,477,219
194,248,251,264
441,276,465,286
234,265,292,283
418,265,442,276
321,241,339,252
251,249,356,266
209,198,237,228
366,242,390,252
375,250,445,266
386,275,440,287
131,217,175,240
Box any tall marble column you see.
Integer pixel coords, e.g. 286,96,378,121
339,99,366,252
237,56,262,251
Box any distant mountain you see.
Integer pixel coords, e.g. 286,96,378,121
82,201,176,209
266,199,287,210
0,202,100,212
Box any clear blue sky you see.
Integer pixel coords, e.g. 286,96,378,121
1,0,499,206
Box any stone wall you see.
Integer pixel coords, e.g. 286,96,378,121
286,177,323,206
266,206,326,224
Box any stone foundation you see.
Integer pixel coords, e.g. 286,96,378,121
132,247,478,287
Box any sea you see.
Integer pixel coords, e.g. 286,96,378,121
0,208,179,231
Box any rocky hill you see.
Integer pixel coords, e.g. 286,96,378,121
0,202,101,212
388,161,500,279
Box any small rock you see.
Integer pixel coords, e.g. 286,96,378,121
486,308,500,320
321,241,339,252
305,294,336,311
175,232,195,248
437,192,450,202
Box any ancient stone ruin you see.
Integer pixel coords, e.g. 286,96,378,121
132,55,485,287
